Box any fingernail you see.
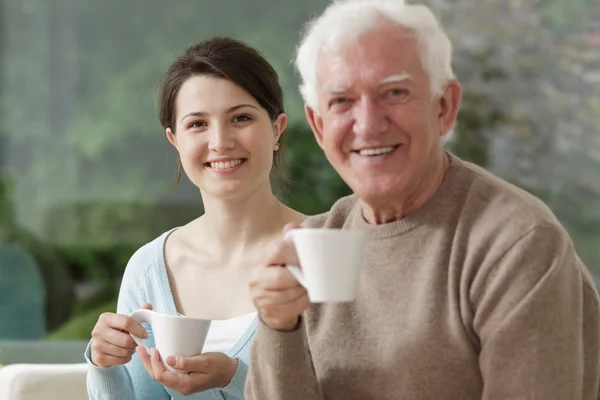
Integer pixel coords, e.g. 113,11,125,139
166,356,176,367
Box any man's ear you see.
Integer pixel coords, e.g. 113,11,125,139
438,80,462,137
305,105,325,149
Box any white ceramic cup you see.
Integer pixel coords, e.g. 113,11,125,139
285,228,366,303
129,309,211,373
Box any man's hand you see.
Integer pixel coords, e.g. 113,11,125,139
249,223,310,331
137,347,238,396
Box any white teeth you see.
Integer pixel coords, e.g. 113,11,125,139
358,146,396,156
209,159,244,169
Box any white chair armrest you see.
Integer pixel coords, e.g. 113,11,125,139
0,363,88,400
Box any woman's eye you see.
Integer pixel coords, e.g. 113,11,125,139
189,121,207,128
233,114,251,123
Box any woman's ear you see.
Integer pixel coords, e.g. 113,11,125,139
273,113,288,143
166,127,177,148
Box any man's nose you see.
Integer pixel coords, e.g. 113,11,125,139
352,96,389,138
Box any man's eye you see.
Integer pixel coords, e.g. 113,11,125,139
387,88,408,97
329,97,350,110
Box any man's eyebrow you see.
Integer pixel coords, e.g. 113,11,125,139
324,87,348,95
379,73,414,85
322,74,415,96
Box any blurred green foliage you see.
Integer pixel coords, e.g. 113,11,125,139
45,300,117,341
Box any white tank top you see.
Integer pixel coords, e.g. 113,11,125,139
202,312,257,354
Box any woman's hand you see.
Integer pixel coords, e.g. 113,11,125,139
90,303,152,368
137,347,238,396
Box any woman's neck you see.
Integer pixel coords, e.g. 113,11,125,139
191,182,302,255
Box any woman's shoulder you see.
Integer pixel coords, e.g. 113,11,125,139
123,228,178,279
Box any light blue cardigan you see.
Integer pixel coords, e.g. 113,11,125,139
85,230,257,400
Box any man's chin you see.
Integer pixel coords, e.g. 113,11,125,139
350,180,407,205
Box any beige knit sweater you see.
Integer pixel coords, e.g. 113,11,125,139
246,155,600,400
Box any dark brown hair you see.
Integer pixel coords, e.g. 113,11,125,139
159,37,286,184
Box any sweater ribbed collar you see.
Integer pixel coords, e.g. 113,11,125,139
351,152,463,239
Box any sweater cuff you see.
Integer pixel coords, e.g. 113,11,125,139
257,317,308,370
221,357,248,398
84,341,130,397
84,341,98,366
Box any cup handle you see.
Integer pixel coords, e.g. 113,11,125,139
282,229,308,289
286,264,308,289
129,309,153,351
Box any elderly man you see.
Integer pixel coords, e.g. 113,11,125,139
246,1,600,399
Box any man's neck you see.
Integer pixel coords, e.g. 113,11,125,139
361,152,450,224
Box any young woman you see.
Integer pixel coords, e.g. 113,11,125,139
85,37,305,399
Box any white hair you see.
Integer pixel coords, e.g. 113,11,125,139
294,0,455,109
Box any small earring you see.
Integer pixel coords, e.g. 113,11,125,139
273,142,280,151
